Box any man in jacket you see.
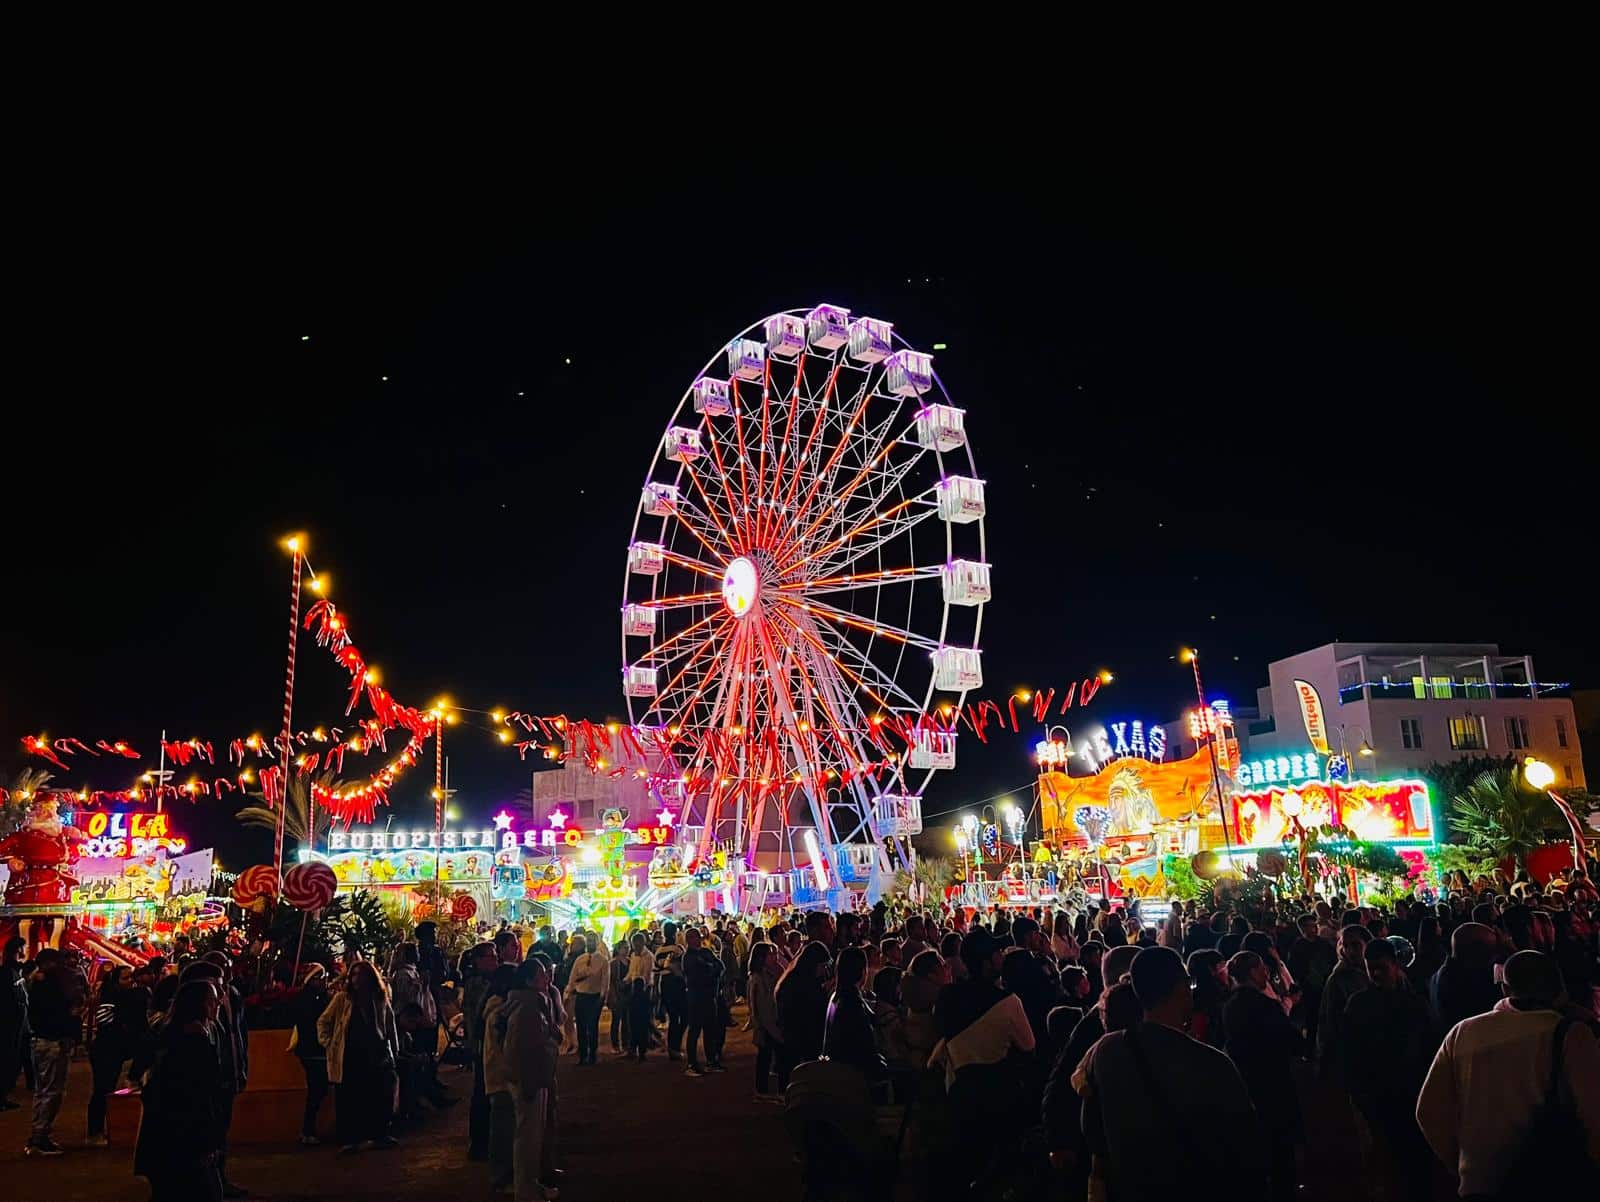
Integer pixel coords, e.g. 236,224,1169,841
1315,925,1371,1081
1,937,29,1113
1342,936,1438,1200
1427,921,1503,1032
681,928,724,1076
25,948,82,1156
1223,951,1305,1202
564,934,608,1067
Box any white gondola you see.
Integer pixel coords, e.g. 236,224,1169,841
847,316,893,363
628,541,665,575
623,665,658,698
876,793,924,837
937,475,986,523
622,604,657,638
805,303,851,350
931,645,983,691
914,403,967,451
908,727,958,771
641,482,679,517
883,349,933,397
727,338,766,382
692,377,733,417
663,427,703,463
764,314,806,358
940,559,992,606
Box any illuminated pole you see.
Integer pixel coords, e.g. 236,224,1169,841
434,708,444,892
1182,649,1234,853
277,536,305,883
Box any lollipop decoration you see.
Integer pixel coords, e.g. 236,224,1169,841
283,861,338,912
232,863,281,909
450,892,478,922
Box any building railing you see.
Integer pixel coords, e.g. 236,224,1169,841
1338,681,1570,703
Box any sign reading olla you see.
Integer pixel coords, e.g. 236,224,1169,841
73,810,188,860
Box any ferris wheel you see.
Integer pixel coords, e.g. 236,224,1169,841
621,306,990,895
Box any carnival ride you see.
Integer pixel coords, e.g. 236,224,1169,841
622,306,988,906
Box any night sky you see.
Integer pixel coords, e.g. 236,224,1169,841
7,130,1593,864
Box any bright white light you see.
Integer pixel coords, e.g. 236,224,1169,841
802,828,828,892
1524,758,1556,791
722,556,758,618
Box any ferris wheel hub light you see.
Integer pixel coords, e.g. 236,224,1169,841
722,556,758,618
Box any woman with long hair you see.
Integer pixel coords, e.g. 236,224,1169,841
747,942,784,1101
774,941,832,1086
1187,949,1227,1047
317,959,400,1153
290,964,331,1145
134,980,224,1201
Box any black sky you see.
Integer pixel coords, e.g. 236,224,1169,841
6,108,1593,863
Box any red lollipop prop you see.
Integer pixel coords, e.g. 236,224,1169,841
451,892,478,922
283,861,338,911
232,863,280,908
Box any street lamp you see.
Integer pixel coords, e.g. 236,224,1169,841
1523,757,1555,791
1281,789,1311,893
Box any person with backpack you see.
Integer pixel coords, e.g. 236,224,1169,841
1417,949,1600,1195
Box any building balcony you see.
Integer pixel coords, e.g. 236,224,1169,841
1339,680,1570,703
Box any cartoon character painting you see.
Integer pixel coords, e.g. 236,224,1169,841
597,807,630,879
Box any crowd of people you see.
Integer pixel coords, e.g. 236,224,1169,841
5,864,1600,1201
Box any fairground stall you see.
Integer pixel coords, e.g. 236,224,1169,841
1018,709,1437,909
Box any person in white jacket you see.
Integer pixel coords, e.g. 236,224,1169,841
563,933,609,1067
316,961,401,1154
1416,949,1600,1196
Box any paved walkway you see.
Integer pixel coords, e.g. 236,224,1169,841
2,1012,799,1201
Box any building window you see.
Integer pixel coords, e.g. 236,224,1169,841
1462,676,1491,700
1399,718,1423,750
1556,717,1569,749
578,799,594,819
1430,676,1454,699
1566,764,1576,784
1411,676,1426,699
1448,715,1486,751
1504,716,1529,750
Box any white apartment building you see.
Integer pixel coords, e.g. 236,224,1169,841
1246,642,1585,789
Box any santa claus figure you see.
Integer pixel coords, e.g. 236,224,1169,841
1,795,85,906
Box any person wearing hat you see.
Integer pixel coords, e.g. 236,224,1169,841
1417,949,1600,1196
1076,947,1262,1198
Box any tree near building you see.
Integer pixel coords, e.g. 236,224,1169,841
1447,766,1565,870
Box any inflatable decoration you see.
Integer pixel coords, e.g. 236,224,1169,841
0,796,85,906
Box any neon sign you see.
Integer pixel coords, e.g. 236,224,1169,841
1080,720,1165,771
75,810,188,859
1234,751,1322,788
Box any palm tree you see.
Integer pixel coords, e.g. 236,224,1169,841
1448,767,1563,870
236,771,337,850
2,767,54,837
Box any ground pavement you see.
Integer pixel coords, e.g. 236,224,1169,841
1,1012,800,1202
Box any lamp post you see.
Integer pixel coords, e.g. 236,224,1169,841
1181,648,1234,852
1281,789,1311,895
954,822,972,897
1525,756,1586,870
1337,724,1376,778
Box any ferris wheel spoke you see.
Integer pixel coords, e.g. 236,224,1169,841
780,488,933,579
766,605,900,722
775,593,939,654
799,614,929,712
650,618,733,722
783,375,875,556
778,565,942,596
773,361,842,524
662,494,733,567
676,459,741,555
802,496,941,580
635,611,721,664
659,548,729,582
